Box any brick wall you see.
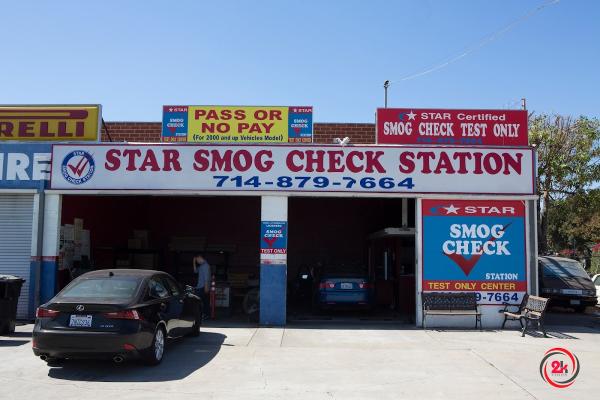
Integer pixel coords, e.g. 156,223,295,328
101,122,376,144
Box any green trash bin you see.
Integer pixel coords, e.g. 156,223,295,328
0,275,25,334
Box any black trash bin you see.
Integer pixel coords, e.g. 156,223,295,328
0,275,25,334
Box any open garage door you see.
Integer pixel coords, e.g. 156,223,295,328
59,195,260,320
287,197,416,324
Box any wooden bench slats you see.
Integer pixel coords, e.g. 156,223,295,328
425,310,479,315
501,294,549,337
422,292,481,330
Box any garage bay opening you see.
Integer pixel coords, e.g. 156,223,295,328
59,195,260,322
287,197,416,324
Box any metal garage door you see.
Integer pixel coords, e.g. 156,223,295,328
0,194,34,319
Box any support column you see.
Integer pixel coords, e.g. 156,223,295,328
29,193,43,318
259,195,288,326
527,200,539,295
40,194,61,303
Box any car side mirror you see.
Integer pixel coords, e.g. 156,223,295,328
184,285,195,294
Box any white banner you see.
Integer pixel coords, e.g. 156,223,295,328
50,144,535,194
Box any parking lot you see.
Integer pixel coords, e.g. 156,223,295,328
0,310,598,400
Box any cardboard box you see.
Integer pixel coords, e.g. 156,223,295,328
128,238,142,249
133,230,150,248
168,236,206,251
134,253,158,269
73,218,84,241
81,230,91,259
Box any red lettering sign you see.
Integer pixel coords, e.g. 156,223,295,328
377,108,528,146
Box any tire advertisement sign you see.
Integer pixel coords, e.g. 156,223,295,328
421,199,527,305
0,105,101,142
377,108,528,146
0,143,51,188
162,105,313,144
50,144,535,195
260,221,287,265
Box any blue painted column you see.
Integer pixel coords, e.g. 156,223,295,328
259,196,288,326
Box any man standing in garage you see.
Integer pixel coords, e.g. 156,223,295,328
193,254,211,319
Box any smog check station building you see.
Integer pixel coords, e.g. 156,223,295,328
0,105,537,328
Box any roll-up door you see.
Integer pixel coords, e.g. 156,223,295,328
0,194,34,319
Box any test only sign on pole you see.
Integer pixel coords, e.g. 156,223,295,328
421,199,527,305
377,108,528,146
162,106,313,144
260,221,287,265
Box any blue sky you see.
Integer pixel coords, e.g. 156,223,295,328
1,0,598,122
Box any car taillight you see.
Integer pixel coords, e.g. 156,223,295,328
359,282,371,289
103,310,141,320
36,307,59,318
319,282,335,289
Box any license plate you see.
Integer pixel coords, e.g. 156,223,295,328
69,314,93,328
341,283,353,290
562,289,583,295
570,299,581,305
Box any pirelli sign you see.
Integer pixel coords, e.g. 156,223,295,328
0,105,101,141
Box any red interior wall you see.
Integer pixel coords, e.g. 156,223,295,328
61,195,261,270
287,197,411,275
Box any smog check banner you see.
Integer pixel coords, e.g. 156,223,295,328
162,106,313,144
260,221,287,265
422,199,527,305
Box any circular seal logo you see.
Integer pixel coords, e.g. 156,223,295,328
540,347,580,388
61,150,95,185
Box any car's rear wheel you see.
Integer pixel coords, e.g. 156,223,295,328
143,325,165,366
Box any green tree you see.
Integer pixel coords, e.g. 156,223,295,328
529,114,600,254
547,189,600,254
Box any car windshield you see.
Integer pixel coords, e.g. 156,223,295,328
59,277,141,299
541,259,590,279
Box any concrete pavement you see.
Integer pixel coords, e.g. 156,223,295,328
0,319,598,400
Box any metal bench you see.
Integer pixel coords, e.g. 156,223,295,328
422,292,481,330
501,294,550,337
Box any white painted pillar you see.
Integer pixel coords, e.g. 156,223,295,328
40,193,61,303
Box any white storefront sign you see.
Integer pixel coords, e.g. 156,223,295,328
50,144,535,195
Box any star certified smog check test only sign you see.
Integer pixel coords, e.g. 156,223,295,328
422,200,527,305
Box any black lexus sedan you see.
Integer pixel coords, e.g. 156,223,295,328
33,269,203,365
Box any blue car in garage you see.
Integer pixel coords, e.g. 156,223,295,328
316,265,373,309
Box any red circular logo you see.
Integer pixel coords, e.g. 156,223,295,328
539,348,580,388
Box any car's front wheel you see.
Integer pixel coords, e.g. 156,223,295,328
143,326,165,366
188,306,202,337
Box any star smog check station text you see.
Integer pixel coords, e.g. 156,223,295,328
50,144,534,196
